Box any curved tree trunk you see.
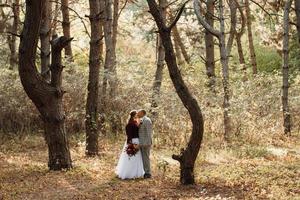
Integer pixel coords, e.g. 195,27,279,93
19,0,72,170
61,0,73,60
204,0,215,87
85,0,102,156
40,0,52,81
245,0,257,74
282,0,292,135
146,0,204,184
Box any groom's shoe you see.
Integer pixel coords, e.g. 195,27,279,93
144,173,152,179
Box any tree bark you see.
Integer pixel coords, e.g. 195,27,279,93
218,0,231,140
150,0,166,122
235,1,246,68
61,0,73,60
7,0,20,69
282,0,292,135
245,0,257,74
204,0,215,87
52,1,60,38
172,25,190,64
194,0,231,139
147,0,204,185
85,0,102,156
173,32,184,65
40,0,52,81
102,0,113,98
227,0,237,56
295,0,300,45
19,0,72,170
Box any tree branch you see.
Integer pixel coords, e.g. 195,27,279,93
193,0,221,38
167,1,188,31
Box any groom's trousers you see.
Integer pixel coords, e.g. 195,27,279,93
140,146,151,175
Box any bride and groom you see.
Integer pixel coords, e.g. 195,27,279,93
115,109,153,179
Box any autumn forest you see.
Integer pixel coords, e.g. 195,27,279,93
0,0,300,199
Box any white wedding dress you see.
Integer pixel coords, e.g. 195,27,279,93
115,138,145,179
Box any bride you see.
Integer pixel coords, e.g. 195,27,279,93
115,110,145,179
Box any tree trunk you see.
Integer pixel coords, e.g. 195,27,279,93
227,0,237,56
7,0,19,69
219,0,231,140
102,0,113,98
204,0,215,87
102,0,118,98
19,0,72,170
235,2,246,68
282,0,292,135
85,0,102,156
52,1,60,38
40,0,52,81
194,0,231,139
109,0,118,97
173,33,184,65
61,0,73,60
147,0,204,185
150,0,166,122
245,0,257,74
295,0,300,45
172,25,190,64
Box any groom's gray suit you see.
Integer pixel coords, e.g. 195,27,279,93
139,116,153,175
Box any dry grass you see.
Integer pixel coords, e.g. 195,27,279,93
0,134,299,200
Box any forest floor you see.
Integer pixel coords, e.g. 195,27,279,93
0,134,300,200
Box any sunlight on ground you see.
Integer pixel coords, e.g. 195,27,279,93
0,135,300,200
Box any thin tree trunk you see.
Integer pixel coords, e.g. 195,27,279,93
150,0,166,122
7,0,19,69
40,0,52,81
52,1,60,38
194,0,231,140
102,0,113,98
219,0,231,140
204,0,215,87
173,33,184,65
61,0,73,60
282,0,292,135
235,1,246,68
19,0,72,170
86,0,102,156
147,0,204,185
245,0,257,74
227,0,237,56
295,0,300,45
172,25,190,64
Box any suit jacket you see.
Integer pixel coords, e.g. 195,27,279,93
138,116,153,146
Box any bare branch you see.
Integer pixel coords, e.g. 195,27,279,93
193,0,220,38
50,0,90,38
167,1,188,31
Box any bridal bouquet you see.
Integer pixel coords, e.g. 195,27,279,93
125,143,139,157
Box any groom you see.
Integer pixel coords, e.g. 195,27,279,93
137,109,153,179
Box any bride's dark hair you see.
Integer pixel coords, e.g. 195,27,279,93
128,110,137,123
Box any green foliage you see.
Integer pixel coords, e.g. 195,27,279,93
256,45,282,73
